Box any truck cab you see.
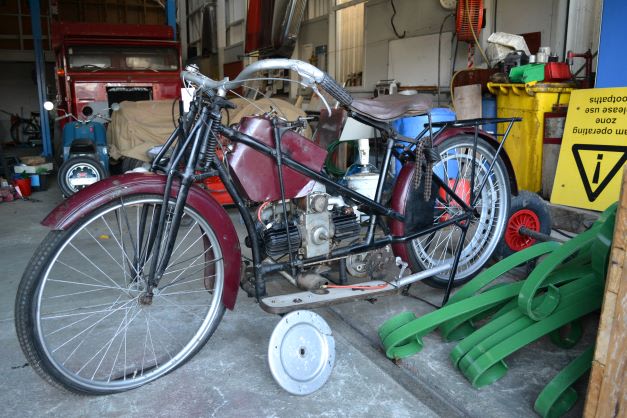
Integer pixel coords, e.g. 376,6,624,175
52,22,181,122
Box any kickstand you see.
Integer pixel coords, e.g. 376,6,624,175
440,222,469,307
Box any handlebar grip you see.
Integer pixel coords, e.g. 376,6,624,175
319,73,353,108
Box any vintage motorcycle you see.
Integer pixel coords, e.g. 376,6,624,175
15,59,519,394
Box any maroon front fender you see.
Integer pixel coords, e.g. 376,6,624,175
42,173,242,310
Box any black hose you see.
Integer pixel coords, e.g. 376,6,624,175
390,0,406,39
171,97,179,128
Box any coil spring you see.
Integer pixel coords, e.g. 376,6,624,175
198,110,221,171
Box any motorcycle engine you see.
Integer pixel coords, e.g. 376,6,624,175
259,187,361,259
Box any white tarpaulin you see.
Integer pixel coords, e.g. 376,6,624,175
108,100,179,162
108,98,311,162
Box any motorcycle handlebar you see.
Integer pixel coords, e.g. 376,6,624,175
181,59,353,108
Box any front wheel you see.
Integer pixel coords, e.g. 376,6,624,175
404,135,511,288
14,194,226,394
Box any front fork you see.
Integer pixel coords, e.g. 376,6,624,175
139,105,219,303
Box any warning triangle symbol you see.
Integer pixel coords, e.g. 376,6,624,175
572,144,627,202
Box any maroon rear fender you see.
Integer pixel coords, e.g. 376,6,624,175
42,173,242,310
390,163,415,264
390,128,517,264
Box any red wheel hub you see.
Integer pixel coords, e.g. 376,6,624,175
505,209,540,251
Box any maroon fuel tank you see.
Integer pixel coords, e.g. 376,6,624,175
227,116,327,202
41,173,241,310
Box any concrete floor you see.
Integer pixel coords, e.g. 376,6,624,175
0,181,593,417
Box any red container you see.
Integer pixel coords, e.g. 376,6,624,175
14,177,32,197
203,176,233,206
544,63,571,82
228,116,327,202
245,0,274,54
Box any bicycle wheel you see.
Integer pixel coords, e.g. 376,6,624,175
11,120,38,144
15,194,226,394
405,135,511,287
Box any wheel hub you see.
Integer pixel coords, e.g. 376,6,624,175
67,165,99,190
505,209,541,251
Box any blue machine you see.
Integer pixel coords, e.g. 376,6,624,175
61,120,109,173
57,116,109,197
391,107,456,176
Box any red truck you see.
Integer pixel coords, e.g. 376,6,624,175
51,22,181,121
51,22,233,205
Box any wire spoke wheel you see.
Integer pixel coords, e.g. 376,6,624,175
15,194,225,394
406,135,510,287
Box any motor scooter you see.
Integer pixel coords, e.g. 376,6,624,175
45,101,118,196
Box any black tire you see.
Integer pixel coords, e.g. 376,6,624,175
496,190,552,258
120,157,147,173
402,135,511,288
11,120,38,144
14,194,226,394
58,156,106,197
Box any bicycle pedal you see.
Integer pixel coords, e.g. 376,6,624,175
395,256,409,279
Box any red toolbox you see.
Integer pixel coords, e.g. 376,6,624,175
544,63,571,82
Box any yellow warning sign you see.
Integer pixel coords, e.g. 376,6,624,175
551,87,627,210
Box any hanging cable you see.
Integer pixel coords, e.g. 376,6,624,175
389,0,406,39
465,0,490,67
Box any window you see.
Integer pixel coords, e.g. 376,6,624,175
305,0,330,21
67,46,179,71
225,0,246,46
335,0,365,86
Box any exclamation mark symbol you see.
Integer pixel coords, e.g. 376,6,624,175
592,154,603,184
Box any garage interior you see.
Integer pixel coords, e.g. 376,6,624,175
0,0,625,417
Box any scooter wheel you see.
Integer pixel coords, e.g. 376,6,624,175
58,156,106,197
496,190,552,258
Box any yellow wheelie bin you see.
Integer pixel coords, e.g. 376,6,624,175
487,82,574,193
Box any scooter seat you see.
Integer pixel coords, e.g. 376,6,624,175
69,139,96,153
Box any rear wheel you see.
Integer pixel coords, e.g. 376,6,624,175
58,156,105,197
14,194,226,394
404,135,511,287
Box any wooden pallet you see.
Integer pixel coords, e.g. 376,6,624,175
584,167,627,417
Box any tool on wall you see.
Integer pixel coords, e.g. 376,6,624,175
456,0,485,68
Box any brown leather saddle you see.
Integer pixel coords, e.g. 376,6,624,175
349,94,433,122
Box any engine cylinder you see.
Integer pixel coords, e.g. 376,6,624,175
262,223,301,258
